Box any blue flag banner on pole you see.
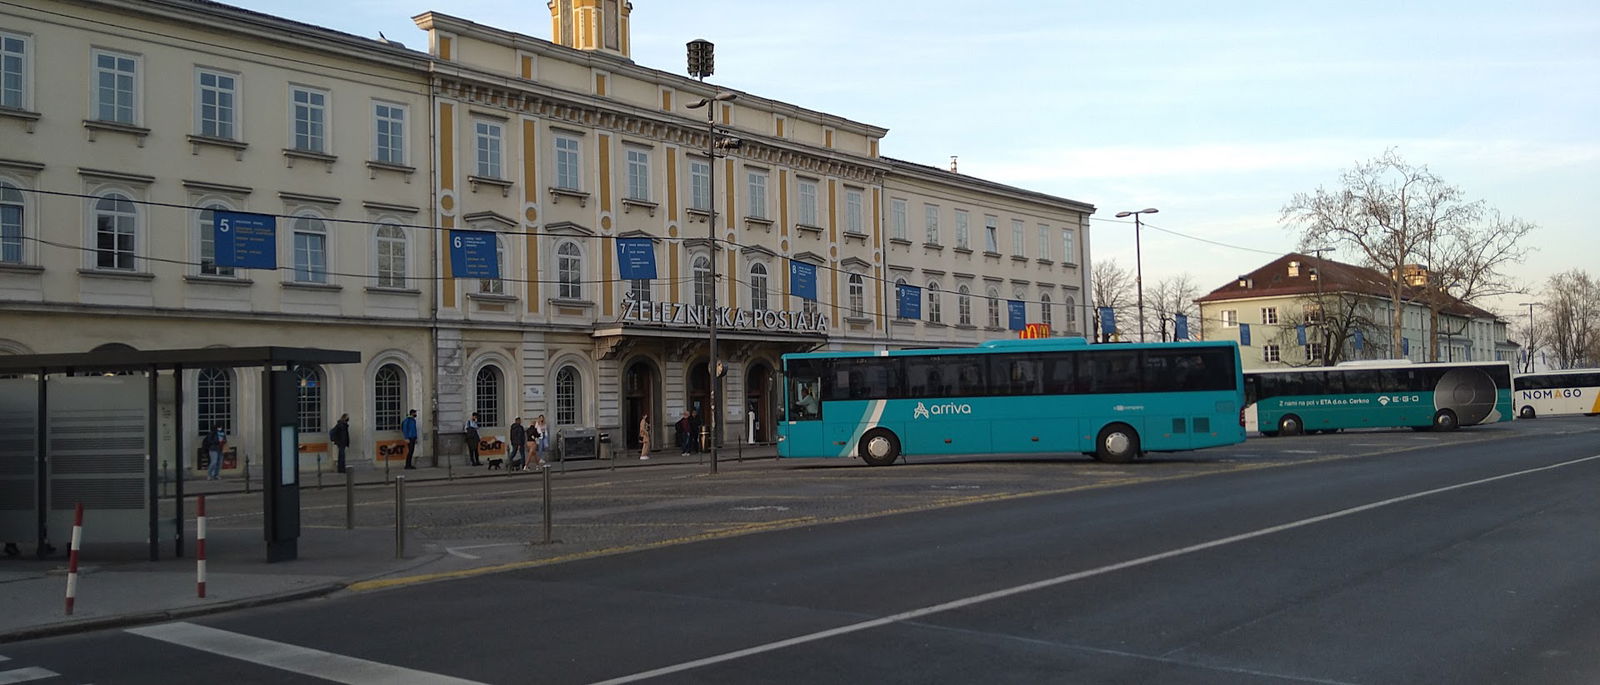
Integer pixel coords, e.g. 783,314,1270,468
897,283,922,319
1402,337,1410,356
1174,313,1189,341
1354,329,1365,350
1240,323,1252,347
790,261,818,301
615,238,657,280
1296,325,1307,346
449,230,499,279
213,211,278,269
1007,300,1026,331
1098,306,1116,339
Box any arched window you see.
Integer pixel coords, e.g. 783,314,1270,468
557,241,582,299
197,368,232,434
894,277,908,320
987,287,1001,328
1,182,23,264
749,262,769,312
555,365,580,426
847,273,865,317
292,213,328,283
479,236,506,294
1065,296,1077,325
376,224,407,288
94,192,137,271
295,365,324,433
475,365,502,426
958,285,972,326
927,281,942,324
692,255,712,308
374,363,406,431
1040,293,1053,329
196,203,235,277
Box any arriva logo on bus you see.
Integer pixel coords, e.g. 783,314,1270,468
912,402,973,419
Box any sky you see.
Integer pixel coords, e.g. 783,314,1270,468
235,0,1599,318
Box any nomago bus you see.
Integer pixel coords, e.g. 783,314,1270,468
777,338,1246,466
1512,369,1600,419
1244,360,1514,436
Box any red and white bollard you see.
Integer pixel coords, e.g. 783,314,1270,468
64,502,83,615
196,495,207,598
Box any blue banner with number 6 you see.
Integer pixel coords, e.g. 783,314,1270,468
450,230,499,279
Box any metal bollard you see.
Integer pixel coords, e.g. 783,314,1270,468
345,467,356,530
540,464,556,545
316,453,323,490
161,460,169,497
243,455,251,493
394,475,406,558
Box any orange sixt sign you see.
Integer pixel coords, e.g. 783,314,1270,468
375,439,410,461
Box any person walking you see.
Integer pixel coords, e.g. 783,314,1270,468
675,410,692,456
638,413,651,460
203,424,227,481
401,409,420,470
530,415,548,467
465,412,482,466
330,413,351,473
508,417,527,471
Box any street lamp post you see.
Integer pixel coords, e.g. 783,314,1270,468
1517,301,1543,372
1306,246,1333,365
1114,208,1158,343
687,39,737,475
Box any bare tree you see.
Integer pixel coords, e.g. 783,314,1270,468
1544,269,1600,369
1416,208,1537,359
1148,273,1200,341
1092,259,1134,342
1271,290,1388,366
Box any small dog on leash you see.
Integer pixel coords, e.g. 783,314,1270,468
486,458,504,470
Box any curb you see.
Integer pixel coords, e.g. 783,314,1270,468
0,582,348,645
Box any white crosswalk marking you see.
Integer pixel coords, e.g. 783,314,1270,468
127,622,485,685
0,667,60,684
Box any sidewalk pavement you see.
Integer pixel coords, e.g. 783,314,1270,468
1,444,780,644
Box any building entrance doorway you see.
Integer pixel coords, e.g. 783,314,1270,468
622,360,658,450
746,362,774,443
686,360,722,448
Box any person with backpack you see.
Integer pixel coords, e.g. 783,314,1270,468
465,412,482,466
675,410,693,456
202,424,227,481
329,413,351,473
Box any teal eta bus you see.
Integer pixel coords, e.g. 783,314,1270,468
1244,360,1513,436
1512,369,1600,419
776,337,1246,466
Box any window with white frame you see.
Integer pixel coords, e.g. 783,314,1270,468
292,214,328,283
93,49,137,125
195,69,236,139
927,281,942,324
847,273,864,317
924,204,940,244
1,32,27,110
93,192,137,271
1261,306,1279,324
797,179,818,226
374,102,405,164
891,198,907,240
692,255,711,307
958,285,972,326
1011,219,1024,256
1221,309,1238,327
845,188,864,234
295,365,324,433
1304,304,1323,325
196,203,235,277
1038,225,1051,260
554,134,581,190
478,235,506,294
1040,293,1053,328
375,223,407,288
954,210,969,249
2,182,25,264
894,277,908,319
475,120,503,178
1263,344,1281,363
689,158,710,211
630,277,651,303
984,216,998,253
1306,341,1325,362
625,147,649,201
290,86,327,153
1065,296,1077,324
555,365,580,426
373,363,405,431
1061,228,1075,263
557,240,582,299
803,291,819,316
749,262,769,311
475,365,503,427
197,368,233,434
746,170,767,219
987,287,1001,328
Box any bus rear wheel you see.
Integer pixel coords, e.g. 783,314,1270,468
1431,409,1459,432
858,428,901,467
1095,424,1141,463
1519,405,1537,419
1277,415,1304,437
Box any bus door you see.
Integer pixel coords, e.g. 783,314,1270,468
779,360,825,457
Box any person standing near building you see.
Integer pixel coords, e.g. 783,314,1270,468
203,424,227,481
638,413,651,460
465,412,482,467
508,417,527,470
401,409,419,470
675,410,692,456
530,414,548,467
330,413,351,473
689,409,704,453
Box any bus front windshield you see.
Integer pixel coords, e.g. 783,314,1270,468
786,366,822,422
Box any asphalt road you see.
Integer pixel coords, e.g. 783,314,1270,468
6,418,1599,684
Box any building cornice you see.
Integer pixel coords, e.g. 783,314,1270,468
885,157,1096,215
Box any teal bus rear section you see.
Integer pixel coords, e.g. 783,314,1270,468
777,338,1246,465
1244,361,1513,436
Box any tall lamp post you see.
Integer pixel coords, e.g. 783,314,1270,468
687,39,737,475
1517,301,1543,372
1114,208,1158,342
1306,246,1333,365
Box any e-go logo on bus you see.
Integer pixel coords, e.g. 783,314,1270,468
1377,394,1423,406
912,402,973,419
1522,388,1582,400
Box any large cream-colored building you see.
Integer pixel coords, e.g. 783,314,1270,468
0,0,1094,464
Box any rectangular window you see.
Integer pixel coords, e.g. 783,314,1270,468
984,216,998,253
374,102,406,164
475,120,503,178
891,198,907,240
625,147,650,201
689,158,710,210
747,170,768,219
293,229,327,283
1221,309,1238,328
1038,225,1051,260
1,32,26,110
924,204,939,244
1261,306,1279,324
93,49,137,124
1306,342,1324,362
196,69,236,139
845,188,863,234
1,184,23,263
1061,228,1075,263
954,210,969,249
797,179,818,226
290,86,327,152
554,135,581,189
1011,219,1024,256
1263,344,1281,363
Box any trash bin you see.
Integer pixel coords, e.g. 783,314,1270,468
558,427,598,461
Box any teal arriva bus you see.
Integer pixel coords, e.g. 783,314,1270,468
777,338,1246,465
1244,360,1513,436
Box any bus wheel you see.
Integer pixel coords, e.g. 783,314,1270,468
1519,406,1537,419
858,429,901,467
1095,424,1141,463
1431,409,1459,432
1277,415,1303,437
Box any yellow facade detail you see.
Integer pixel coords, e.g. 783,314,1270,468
599,134,614,315
439,36,452,60
778,169,789,238
439,103,455,190
595,73,607,97
827,179,838,243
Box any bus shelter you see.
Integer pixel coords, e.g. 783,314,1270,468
0,346,359,561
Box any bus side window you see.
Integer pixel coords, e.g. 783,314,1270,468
1043,354,1076,394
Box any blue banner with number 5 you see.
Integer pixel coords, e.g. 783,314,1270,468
213,211,277,269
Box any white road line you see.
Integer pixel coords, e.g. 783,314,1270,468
1284,450,1319,454
0,668,58,684
127,622,486,685
591,453,1600,685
